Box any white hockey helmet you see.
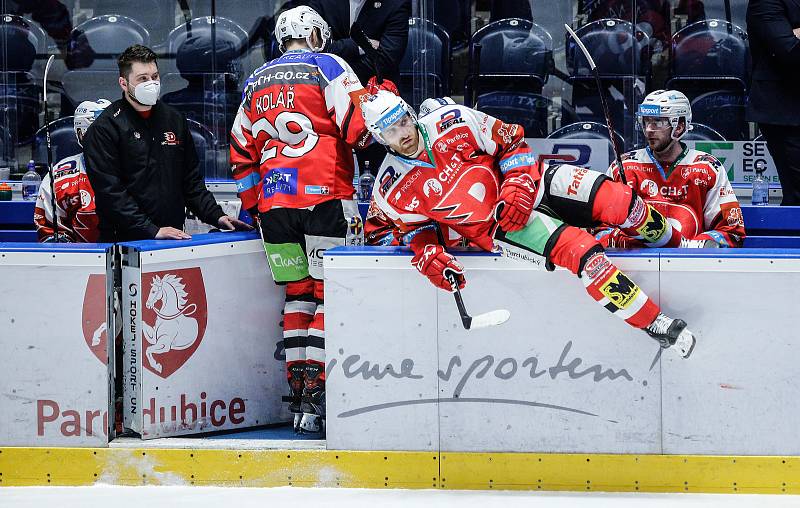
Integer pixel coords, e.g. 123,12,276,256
74,99,111,146
274,6,331,53
419,96,456,117
362,90,417,145
637,89,692,140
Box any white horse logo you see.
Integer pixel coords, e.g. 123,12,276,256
143,274,199,373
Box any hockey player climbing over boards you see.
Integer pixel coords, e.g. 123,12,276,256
362,93,697,359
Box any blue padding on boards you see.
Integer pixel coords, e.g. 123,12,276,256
0,201,35,225
741,205,800,234
0,242,112,253
743,236,800,248
119,231,260,252
0,230,36,242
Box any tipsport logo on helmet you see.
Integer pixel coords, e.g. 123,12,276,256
638,104,662,116
376,103,406,131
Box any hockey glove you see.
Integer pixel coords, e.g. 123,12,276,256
496,173,537,232
412,244,466,292
595,228,643,249
367,76,399,96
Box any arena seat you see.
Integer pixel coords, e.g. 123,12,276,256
398,18,450,110
547,121,624,163
566,19,651,79
71,15,149,70
690,90,748,140
32,117,82,166
80,0,174,45
683,122,726,141
475,91,552,138
699,0,748,31
465,18,553,105
667,19,749,93
168,17,247,75
564,19,649,150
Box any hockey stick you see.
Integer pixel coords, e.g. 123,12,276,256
564,24,627,186
434,225,511,330
43,55,59,242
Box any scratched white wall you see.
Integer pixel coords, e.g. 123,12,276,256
325,248,800,454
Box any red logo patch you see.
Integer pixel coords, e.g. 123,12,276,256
162,132,179,146
82,274,108,365
141,268,208,378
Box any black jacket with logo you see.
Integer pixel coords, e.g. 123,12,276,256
83,98,224,242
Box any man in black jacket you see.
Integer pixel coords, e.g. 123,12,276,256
307,0,410,85
83,45,249,242
747,0,800,205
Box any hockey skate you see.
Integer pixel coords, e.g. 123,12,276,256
644,313,696,358
282,363,305,433
299,364,325,436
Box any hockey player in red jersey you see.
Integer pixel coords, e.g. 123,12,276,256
34,99,110,242
363,93,697,358
230,6,374,434
596,90,745,249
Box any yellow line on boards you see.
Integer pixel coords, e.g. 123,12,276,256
1,448,798,494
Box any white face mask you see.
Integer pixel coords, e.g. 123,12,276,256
129,80,160,106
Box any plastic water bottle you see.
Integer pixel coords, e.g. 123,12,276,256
751,169,769,206
358,161,374,202
21,159,41,201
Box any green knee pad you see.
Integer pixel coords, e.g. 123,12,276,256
264,242,310,283
499,212,564,255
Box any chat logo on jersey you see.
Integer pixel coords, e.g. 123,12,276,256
141,268,208,378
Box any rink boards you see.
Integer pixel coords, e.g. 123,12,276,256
3,243,800,493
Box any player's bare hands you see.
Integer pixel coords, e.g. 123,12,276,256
156,227,191,240
793,27,800,39
218,215,254,231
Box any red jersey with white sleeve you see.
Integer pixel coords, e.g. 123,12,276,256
604,146,745,247
230,49,372,213
372,104,538,254
33,153,100,243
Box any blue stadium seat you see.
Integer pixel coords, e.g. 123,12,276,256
683,122,726,141
399,18,450,110
168,17,248,75
80,0,174,45
71,15,149,70
475,92,552,138
32,117,82,166
465,18,553,105
667,19,749,92
547,121,623,163
690,90,748,140
0,15,47,72
566,19,651,79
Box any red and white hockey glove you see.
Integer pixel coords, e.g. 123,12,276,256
496,173,537,232
411,244,466,292
367,76,399,96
